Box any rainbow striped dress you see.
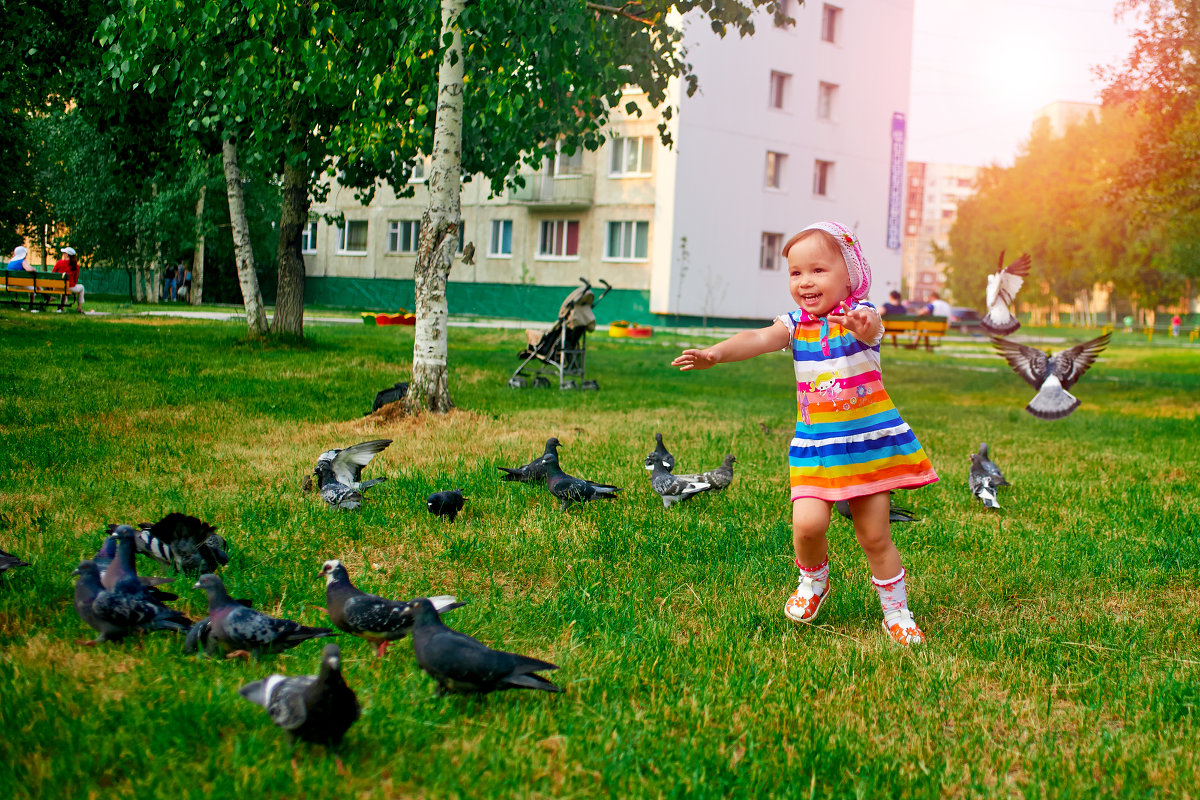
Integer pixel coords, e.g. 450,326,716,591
779,303,937,502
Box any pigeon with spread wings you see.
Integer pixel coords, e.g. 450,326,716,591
991,333,1111,420
310,439,392,511
981,252,1032,336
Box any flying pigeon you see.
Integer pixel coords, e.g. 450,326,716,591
406,597,562,695
543,448,620,511
0,549,30,574
644,454,710,508
319,559,462,657
649,433,676,472
968,458,1001,509
974,443,1010,487
238,643,361,747
980,251,1033,336
311,439,393,510
73,560,191,644
834,496,919,523
498,437,560,482
991,333,1111,419
426,490,466,523
192,573,336,659
111,513,229,574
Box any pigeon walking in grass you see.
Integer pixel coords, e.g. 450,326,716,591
498,437,560,482
111,513,229,574
974,443,1010,487
100,526,178,591
834,496,918,523
73,560,192,644
649,433,676,472
0,549,30,574
406,598,562,696
980,251,1032,336
92,533,175,589
645,454,710,508
239,643,360,747
543,448,620,511
310,439,393,510
192,574,336,659
426,490,466,523
969,457,1002,509
318,559,462,657
696,455,737,492
991,333,1111,420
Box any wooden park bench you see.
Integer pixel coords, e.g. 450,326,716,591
881,314,948,351
0,271,71,311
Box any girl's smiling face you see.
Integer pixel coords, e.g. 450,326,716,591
787,232,852,317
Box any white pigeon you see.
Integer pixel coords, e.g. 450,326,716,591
310,439,393,510
991,333,1111,420
980,251,1032,336
644,455,710,508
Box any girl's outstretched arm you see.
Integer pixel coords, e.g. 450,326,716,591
672,320,792,371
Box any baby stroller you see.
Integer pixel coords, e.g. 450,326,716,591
508,277,612,390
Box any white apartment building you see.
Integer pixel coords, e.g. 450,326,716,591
303,2,915,323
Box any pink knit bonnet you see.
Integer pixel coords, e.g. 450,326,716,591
782,221,873,304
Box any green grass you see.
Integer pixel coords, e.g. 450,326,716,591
1,308,1198,799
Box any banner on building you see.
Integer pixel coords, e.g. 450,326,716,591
886,112,906,250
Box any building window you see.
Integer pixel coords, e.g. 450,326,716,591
813,160,833,196
338,220,369,254
456,222,465,254
919,271,935,284
817,81,838,120
300,221,318,254
941,209,955,219
906,223,918,235
409,158,427,183
538,219,580,258
610,136,653,176
761,232,784,271
774,0,790,26
766,151,787,189
910,175,920,187
821,4,841,43
387,220,421,253
489,219,512,257
552,143,584,176
605,221,649,261
769,71,791,110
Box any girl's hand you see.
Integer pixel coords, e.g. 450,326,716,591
828,302,881,342
672,348,718,371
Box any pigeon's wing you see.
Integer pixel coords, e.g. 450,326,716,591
342,593,411,636
990,337,1049,389
266,678,316,731
330,440,393,484
1052,332,1111,389
424,628,516,686
992,254,1031,306
220,606,284,648
321,482,362,509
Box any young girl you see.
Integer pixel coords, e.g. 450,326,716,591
672,221,937,645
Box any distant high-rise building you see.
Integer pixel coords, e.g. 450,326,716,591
900,161,980,304
1034,101,1101,138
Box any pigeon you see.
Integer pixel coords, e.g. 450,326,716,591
319,559,463,657
649,433,675,472
238,643,361,747
968,458,1001,509
92,533,176,589
426,489,466,523
72,560,192,644
991,333,1111,419
406,597,562,695
980,251,1033,336
696,455,737,492
543,448,621,511
834,496,919,522
101,525,174,591
645,454,710,508
0,549,30,574
498,437,560,482
311,439,393,510
974,443,1010,487
112,513,229,574
192,573,336,659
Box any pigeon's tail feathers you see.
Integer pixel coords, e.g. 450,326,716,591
358,478,386,492
589,483,621,494
979,489,1001,509
147,610,193,633
980,310,1020,336
285,626,338,645
183,619,210,654
505,672,564,693
888,505,919,523
1026,375,1080,420
498,467,525,481
428,595,463,614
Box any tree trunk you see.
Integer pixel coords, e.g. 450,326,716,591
405,0,465,415
222,138,270,337
273,122,309,338
191,182,206,305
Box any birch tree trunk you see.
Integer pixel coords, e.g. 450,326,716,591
190,183,206,305
273,118,309,338
222,138,270,337
404,0,465,414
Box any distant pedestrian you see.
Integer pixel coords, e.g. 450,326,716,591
53,247,86,314
162,263,177,301
1171,314,1182,337
178,262,192,302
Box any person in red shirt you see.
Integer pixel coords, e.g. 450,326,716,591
52,246,85,313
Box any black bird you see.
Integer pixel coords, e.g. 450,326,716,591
0,548,30,574
974,443,1010,487
543,448,620,511
319,559,462,657
311,439,393,510
834,496,919,522
991,333,1111,419
677,455,738,492
645,454,710,508
969,458,1001,509
192,574,336,659
121,513,229,574
426,489,466,523
72,560,192,644
407,598,562,695
649,433,676,472
981,251,1033,336
498,437,560,482
239,643,361,747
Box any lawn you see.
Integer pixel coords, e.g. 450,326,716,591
0,308,1198,799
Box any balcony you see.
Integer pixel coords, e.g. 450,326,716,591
509,173,595,209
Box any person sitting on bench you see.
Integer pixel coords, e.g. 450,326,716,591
53,246,86,314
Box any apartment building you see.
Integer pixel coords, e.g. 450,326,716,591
900,161,980,303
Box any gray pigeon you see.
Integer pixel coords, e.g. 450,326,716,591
645,454,710,508
975,443,1010,487
311,439,392,510
981,251,1032,336
192,573,336,659
969,456,1001,509
319,559,462,657
72,560,192,644
649,433,676,472
679,454,736,492
0,549,30,574
498,437,559,482
92,533,175,589
406,597,562,695
426,489,466,522
543,448,620,511
238,643,361,747
991,333,1111,419
834,496,918,522
121,513,229,574
101,526,168,590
